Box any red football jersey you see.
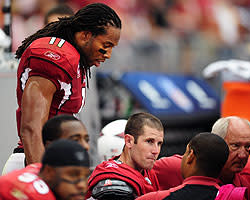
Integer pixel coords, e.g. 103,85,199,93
86,157,160,199
16,37,86,147
0,163,55,200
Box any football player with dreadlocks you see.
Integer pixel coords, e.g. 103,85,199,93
4,3,121,172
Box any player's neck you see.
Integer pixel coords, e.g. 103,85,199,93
119,151,143,174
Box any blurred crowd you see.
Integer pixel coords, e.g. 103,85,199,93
1,0,250,77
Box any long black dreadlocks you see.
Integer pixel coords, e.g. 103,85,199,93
15,3,122,86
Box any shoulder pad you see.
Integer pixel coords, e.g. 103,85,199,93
92,179,136,200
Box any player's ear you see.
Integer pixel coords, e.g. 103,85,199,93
75,31,92,44
124,134,134,149
187,148,195,164
42,165,56,182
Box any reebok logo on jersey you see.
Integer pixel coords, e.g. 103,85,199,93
104,162,119,169
44,51,61,60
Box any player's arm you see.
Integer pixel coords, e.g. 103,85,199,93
21,76,56,164
90,179,136,200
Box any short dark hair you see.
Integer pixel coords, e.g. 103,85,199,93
189,132,229,178
124,112,163,143
44,4,74,25
42,114,79,145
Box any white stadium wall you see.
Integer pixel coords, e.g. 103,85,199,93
0,72,19,172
